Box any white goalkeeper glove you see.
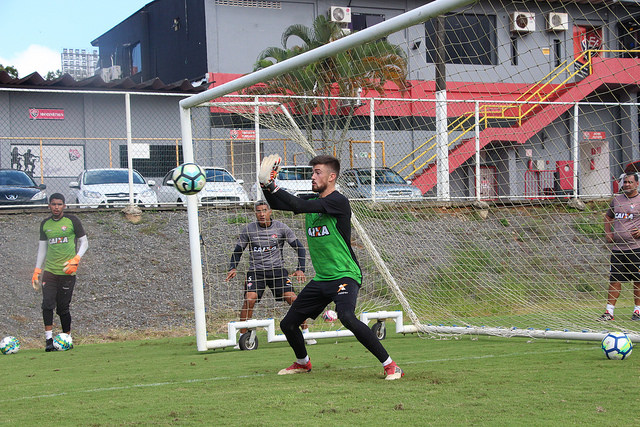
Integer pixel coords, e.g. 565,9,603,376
258,154,282,187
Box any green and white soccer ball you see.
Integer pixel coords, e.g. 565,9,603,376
0,336,20,354
53,333,73,351
172,163,206,195
601,332,633,360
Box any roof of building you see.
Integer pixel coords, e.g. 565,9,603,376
0,71,208,94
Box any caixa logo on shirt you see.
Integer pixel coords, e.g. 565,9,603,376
614,212,635,219
308,225,330,237
49,237,69,244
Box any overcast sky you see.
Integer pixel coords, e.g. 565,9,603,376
0,0,151,77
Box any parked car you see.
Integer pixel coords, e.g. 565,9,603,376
0,169,47,206
275,165,315,198
69,168,158,208
338,167,423,201
157,167,250,205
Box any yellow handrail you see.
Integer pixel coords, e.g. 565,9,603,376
394,49,640,180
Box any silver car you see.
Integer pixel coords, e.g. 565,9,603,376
157,167,250,205
339,167,423,201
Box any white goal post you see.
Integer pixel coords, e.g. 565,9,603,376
180,0,640,351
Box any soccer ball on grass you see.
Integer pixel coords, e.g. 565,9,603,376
0,336,20,354
601,332,633,360
53,333,73,351
172,163,206,195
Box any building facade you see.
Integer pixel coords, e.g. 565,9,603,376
61,48,100,80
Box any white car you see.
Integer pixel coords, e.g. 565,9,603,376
275,165,315,198
69,168,158,208
157,167,250,205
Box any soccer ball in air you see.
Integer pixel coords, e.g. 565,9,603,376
53,333,73,351
0,336,20,354
322,309,338,322
601,332,633,360
172,163,206,195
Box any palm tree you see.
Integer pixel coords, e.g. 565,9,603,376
244,15,408,156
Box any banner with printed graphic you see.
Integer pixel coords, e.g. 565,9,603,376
10,144,84,178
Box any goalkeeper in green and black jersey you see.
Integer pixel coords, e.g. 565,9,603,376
260,154,404,380
32,193,88,352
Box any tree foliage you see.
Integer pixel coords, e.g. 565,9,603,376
0,64,19,78
243,15,408,155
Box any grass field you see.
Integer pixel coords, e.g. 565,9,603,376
1,333,638,426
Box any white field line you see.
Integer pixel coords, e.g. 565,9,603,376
0,346,598,403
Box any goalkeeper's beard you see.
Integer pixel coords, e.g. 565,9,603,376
311,181,326,193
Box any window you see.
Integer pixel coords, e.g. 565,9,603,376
511,36,518,65
130,42,142,75
554,39,562,67
424,13,497,65
120,145,183,177
351,13,384,32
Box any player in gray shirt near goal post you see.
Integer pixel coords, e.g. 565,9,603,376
225,200,316,347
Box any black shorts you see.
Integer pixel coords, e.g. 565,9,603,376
289,277,361,320
41,270,76,311
610,249,640,283
245,268,294,302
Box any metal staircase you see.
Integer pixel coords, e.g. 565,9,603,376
393,50,640,194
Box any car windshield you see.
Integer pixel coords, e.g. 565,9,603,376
278,167,312,180
84,170,145,185
205,169,235,182
356,169,406,185
0,170,37,186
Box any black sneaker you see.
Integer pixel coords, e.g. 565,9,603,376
597,312,614,321
45,338,55,352
632,311,640,321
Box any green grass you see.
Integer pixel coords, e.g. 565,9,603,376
1,334,638,425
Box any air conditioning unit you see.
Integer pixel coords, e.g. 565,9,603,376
330,6,351,23
98,65,121,82
510,12,535,33
547,12,568,32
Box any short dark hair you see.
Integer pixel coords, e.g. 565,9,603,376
49,193,65,204
254,200,270,209
625,173,639,182
309,155,340,177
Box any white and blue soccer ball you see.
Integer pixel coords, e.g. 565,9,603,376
172,163,206,195
601,332,633,360
0,336,20,354
53,333,73,351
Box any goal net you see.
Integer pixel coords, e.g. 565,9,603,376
181,0,640,349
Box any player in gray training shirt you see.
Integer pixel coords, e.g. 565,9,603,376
225,200,315,345
599,172,640,321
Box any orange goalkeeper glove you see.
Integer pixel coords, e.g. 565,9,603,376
63,255,81,275
32,268,42,291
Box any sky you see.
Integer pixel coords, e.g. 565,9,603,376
0,0,152,77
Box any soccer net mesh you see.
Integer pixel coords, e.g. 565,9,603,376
183,0,640,342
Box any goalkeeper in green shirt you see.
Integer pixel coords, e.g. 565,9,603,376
260,154,404,380
32,193,88,352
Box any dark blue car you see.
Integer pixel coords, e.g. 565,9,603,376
0,169,47,206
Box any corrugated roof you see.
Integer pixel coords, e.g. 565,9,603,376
0,71,207,94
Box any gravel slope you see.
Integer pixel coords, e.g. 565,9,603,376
1,208,196,349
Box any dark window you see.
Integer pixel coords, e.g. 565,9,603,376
424,13,497,65
120,145,183,178
554,39,562,67
351,13,384,31
511,36,518,65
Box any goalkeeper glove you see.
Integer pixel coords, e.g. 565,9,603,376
258,154,282,187
32,268,42,291
63,255,81,275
